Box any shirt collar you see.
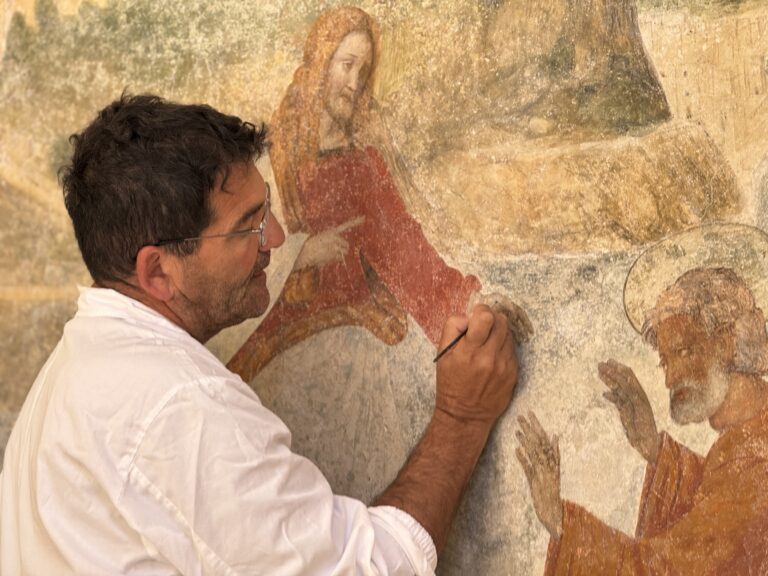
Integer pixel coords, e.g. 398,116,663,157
75,285,190,338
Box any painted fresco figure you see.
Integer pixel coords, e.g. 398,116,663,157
228,7,530,382
517,266,768,574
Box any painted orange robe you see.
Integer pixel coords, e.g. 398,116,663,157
545,409,768,575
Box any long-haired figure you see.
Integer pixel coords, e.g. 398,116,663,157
229,7,483,381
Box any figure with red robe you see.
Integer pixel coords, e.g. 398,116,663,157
228,7,530,381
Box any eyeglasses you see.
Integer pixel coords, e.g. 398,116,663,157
154,183,271,249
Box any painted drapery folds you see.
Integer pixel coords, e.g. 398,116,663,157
2,0,768,573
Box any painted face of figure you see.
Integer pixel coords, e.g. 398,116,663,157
323,30,373,130
173,161,285,340
655,314,734,425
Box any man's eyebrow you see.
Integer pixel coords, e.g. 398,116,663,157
231,200,266,232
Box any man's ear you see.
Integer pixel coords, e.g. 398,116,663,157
135,245,176,302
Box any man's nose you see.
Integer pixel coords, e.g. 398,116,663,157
260,215,286,252
664,362,681,390
346,70,362,92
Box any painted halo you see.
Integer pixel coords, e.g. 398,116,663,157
623,223,768,333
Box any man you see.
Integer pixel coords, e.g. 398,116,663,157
228,7,529,381
0,94,524,575
517,267,768,574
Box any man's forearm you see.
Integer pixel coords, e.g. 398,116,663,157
374,408,493,554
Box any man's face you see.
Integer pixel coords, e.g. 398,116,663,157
655,314,734,425
172,161,285,341
323,30,373,130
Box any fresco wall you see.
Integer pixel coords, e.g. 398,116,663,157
2,0,768,573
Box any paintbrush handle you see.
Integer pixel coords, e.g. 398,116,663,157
433,328,468,363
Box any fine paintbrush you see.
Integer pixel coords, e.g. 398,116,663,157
432,328,468,363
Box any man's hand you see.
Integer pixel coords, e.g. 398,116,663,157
293,216,365,270
516,411,563,538
598,359,660,465
375,304,524,554
469,291,533,344
435,305,519,425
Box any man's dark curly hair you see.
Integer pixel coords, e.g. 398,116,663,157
60,92,268,284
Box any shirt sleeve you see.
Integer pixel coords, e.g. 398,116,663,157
117,377,434,576
368,506,437,574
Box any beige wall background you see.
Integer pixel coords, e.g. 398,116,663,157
1,0,767,573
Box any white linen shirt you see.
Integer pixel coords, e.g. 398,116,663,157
0,287,437,575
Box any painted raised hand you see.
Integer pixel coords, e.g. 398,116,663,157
598,359,660,465
516,411,563,538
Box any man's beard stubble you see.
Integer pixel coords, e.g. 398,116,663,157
177,252,271,342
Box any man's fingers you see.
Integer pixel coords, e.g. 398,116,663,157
464,305,496,348
500,332,516,370
437,314,469,351
486,311,509,354
465,290,482,317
